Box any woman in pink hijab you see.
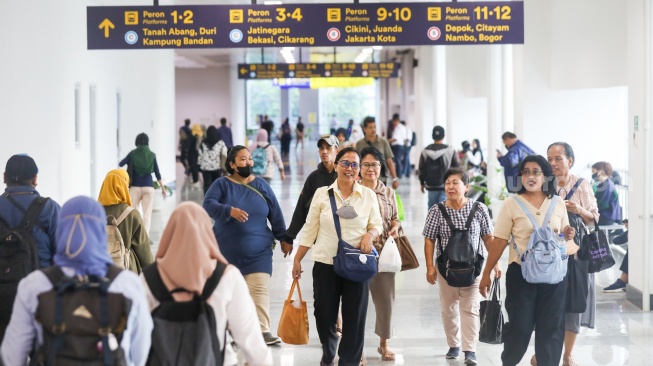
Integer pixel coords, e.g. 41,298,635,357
250,128,285,183
140,202,272,366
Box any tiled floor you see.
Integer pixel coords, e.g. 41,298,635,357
151,142,651,366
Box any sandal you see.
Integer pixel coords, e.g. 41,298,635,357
530,354,537,366
360,352,367,366
377,346,396,361
335,326,342,338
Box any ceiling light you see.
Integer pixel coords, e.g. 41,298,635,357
264,1,282,5
372,46,383,50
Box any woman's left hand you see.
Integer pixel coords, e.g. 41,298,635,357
359,233,374,254
562,225,576,241
565,200,581,215
388,226,399,239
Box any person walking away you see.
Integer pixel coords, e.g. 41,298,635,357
250,129,285,184
470,139,486,175
479,155,577,366
199,126,228,194
280,117,292,156
419,126,461,210
542,142,600,366
295,117,305,150
359,147,402,362
497,132,535,193
217,117,234,148
423,167,501,365
330,114,338,136
0,154,60,343
178,119,192,176
402,121,415,178
203,146,287,345
98,169,153,274
119,133,166,234
354,116,400,190
140,202,273,365
388,116,407,180
0,196,152,366
292,147,383,366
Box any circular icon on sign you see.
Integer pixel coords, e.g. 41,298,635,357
362,70,369,77
327,28,341,42
250,72,256,78
325,71,331,77
230,29,243,43
427,27,441,41
289,71,295,77
125,31,138,45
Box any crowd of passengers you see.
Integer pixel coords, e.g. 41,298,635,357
0,117,626,366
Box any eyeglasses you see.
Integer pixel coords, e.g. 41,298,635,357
521,169,543,177
361,162,381,169
338,161,360,169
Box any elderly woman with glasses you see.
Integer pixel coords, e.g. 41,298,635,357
293,147,383,366
358,147,401,361
480,155,577,366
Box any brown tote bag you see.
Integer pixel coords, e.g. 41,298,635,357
277,278,309,345
396,229,420,271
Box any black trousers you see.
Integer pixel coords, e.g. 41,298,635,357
502,263,566,366
620,251,628,273
201,170,223,194
313,262,369,366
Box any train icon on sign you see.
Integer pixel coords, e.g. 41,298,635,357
427,27,441,41
327,28,340,42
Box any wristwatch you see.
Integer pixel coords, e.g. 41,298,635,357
392,177,398,182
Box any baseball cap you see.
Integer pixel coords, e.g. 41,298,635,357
432,126,445,140
317,135,339,148
5,154,38,182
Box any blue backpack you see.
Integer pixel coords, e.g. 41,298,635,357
512,196,568,284
252,144,270,176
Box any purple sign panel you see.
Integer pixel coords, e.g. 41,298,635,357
87,2,524,50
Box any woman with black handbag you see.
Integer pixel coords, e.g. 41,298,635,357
292,147,383,366
539,142,599,366
422,167,501,365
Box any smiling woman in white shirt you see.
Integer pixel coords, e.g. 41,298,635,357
292,147,383,366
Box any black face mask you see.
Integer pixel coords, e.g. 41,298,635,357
236,165,252,178
591,173,598,181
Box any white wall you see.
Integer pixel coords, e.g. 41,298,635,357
0,0,175,203
175,67,232,132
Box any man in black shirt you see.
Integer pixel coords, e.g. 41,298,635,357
280,135,339,256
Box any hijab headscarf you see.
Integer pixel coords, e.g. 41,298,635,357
250,129,269,152
203,125,222,149
192,124,204,138
156,202,228,301
54,196,113,277
98,169,132,207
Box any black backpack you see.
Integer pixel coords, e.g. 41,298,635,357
143,262,227,366
32,265,130,366
436,202,484,287
0,194,48,342
423,148,450,189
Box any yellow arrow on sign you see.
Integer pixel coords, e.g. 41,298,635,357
99,19,115,38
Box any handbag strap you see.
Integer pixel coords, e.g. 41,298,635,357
286,278,303,303
491,278,501,301
563,178,584,200
328,189,343,241
512,196,559,256
437,201,479,231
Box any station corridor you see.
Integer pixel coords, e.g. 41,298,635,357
150,143,649,366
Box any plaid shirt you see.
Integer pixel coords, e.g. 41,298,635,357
422,200,493,258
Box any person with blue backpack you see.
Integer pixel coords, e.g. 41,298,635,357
480,155,577,366
250,129,285,184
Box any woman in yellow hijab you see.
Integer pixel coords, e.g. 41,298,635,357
98,169,153,274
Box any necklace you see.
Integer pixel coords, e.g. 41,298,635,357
336,185,358,219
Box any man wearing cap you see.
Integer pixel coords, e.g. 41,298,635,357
419,126,460,209
0,154,60,342
355,116,400,189
280,135,339,257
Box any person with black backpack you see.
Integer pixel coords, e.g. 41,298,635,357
142,202,272,366
0,154,60,344
0,196,152,366
422,167,501,365
419,126,461,210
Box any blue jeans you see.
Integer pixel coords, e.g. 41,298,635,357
402,146,412,177
391,145,405,179
428,190,447,210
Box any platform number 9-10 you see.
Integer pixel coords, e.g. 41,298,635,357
276,8,303,22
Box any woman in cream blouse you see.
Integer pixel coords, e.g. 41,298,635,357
292,147,383,366
479,155,576,366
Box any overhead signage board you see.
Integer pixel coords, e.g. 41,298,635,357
238,63,400,79
87,2,523,49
